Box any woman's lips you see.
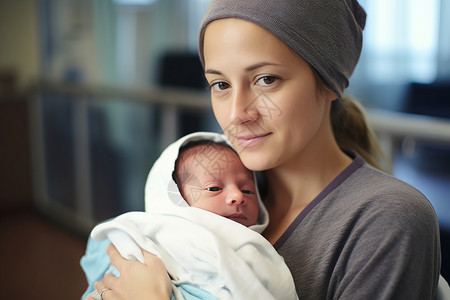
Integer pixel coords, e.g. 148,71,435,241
236,132,271,148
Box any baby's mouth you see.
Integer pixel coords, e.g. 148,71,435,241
226,213,247,221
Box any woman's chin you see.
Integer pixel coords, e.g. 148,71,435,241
239,152,274,172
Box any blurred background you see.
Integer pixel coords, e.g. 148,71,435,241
0,0,449,299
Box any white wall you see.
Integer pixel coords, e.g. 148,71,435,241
0,0,40,90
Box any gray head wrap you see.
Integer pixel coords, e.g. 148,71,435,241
198,0,366,98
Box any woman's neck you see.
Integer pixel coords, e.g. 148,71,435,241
262,143,351,244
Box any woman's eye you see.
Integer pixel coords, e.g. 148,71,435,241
256,76,278,86
211,82,230,91
242,190,255,195
206,187,222,192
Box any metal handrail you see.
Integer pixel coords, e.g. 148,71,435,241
367,108,450,146
33,80,211,108
33,81,450,147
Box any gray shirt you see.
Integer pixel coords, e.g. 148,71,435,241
276,153,441,299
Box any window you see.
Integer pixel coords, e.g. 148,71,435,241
358,0,441,83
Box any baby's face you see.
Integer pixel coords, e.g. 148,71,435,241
180,147,259,227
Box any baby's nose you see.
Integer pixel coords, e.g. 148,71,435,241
226,187,245,205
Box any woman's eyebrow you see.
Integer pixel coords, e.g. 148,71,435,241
205,62,281,75
205,68,222,75
245,62,280,72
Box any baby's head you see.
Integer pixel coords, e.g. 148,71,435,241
173,141,259,227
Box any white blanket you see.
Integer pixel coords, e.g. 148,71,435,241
91,132,298,300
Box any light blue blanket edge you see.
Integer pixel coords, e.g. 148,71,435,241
80,236,217,300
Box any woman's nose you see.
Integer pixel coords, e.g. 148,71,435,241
230,89,259,126
226,187,245,206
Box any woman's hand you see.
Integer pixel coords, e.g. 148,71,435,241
89,245,172,300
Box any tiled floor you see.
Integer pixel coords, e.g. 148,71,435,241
0,208,88,300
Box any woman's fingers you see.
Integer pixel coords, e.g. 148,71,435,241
106,245,124,270
141,249,173,297
95,278,116,300
142,249,168,272
103,273,119,290
142,249,160,265
103,245,171,299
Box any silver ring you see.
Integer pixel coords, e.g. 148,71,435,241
100,288,110,300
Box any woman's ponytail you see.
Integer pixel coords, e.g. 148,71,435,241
313,68,389,171
330,96,390,172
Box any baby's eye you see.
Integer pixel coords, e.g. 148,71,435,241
211,82,230,91
256,76,278,87
206,187,222,192
242,190,255,195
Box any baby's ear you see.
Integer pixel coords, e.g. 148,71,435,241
171,170,178,184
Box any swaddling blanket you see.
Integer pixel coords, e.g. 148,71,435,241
90,132,298,299
92,207,297,299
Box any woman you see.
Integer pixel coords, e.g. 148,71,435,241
92,0,441,299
